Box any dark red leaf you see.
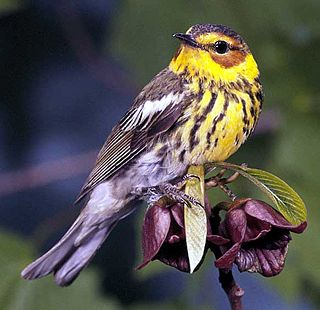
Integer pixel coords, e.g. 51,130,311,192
137,204,171,269
215,199,307,277
171,203,184,228
224,208,247,243
215,243,241,269
243,200,306,232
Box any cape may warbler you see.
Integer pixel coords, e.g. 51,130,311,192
22,24,263,286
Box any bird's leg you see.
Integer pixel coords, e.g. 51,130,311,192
135,174,203,208
157,183,203,208
205,169,241,201
157,173,203,208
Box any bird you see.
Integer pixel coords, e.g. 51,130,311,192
21,23,263,286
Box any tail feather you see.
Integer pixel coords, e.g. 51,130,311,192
21,215,119,286
54,225,112,286
22,180,137,286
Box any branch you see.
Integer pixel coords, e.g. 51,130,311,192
219,269,244,310
206,196,244,310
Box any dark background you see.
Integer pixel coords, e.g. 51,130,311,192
0,1,319,309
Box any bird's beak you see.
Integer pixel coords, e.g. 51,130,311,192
173,33,200,48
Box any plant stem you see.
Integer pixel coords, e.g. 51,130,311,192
218,269,244,310
206,197,244,309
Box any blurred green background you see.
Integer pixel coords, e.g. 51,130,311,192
0,0,319,309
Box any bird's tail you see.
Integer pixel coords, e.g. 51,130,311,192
21,199,133,286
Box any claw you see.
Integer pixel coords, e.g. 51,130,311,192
182,173,201,182
135,173,204,209
186,195,204,208
142,183,203,209
173,173,201,190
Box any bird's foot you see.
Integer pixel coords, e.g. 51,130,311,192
174,173,201,189
135,174,203,208
156,183,203,208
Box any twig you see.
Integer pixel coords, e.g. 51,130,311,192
206,197,244,310
219,269,244,310
205,170,239,201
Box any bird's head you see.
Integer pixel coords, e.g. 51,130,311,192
170,24,260,85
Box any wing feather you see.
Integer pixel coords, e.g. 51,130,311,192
76,69,186,202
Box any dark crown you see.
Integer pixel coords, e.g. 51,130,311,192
188,24,244,44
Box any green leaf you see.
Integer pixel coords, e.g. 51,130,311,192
210,162,307,225
184,165,207,273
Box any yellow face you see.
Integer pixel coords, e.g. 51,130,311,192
170,27,259,84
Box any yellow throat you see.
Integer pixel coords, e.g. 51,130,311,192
167,25,263,164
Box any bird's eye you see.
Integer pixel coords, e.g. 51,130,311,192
213,40,229,54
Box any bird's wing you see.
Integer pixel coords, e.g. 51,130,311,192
76,68,186,202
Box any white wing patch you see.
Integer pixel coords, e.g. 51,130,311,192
121,93,182,131
76,91,185,201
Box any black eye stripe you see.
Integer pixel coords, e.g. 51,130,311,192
199,40,243,53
